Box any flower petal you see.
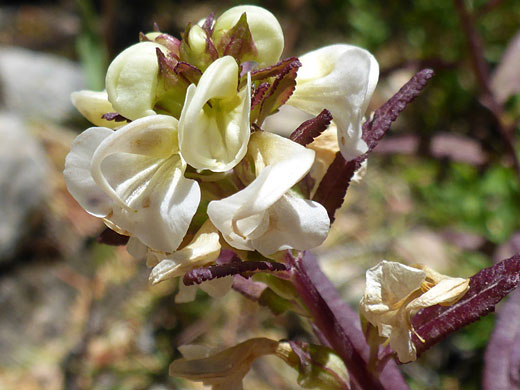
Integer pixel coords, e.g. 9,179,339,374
106,41,167,120
89,116,200,252
251,194,329,256
207,132,316,251
64,126,114,217
71,90,119,128
149,220,222,284
288,44,379,161
179,56,251,172
213,5,284,67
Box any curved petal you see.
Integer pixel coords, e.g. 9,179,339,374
179,57,251,172
105,154,201,252
213,5,284,67
207,132,316,251
64,126,114,217
149,220,222,284
106,41,167,120
87,115,199,252
91,115,179,209
71,90,119,128
288,44,379,161
251,194,330,256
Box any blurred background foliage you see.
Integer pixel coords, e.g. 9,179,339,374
0,0,519,389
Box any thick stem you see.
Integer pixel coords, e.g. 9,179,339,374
289,253,386,390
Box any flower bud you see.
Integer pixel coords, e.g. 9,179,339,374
213,5,284,67
105,41,168,120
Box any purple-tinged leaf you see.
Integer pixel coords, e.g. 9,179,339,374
256,60,301,125
363,68,435,151
139,31,151,42
201,12,215,36
412,253,520,357
174,61,202,85
153,22,160,32
101,112,130,122
290,109,333,146
216,12,257,62
154,33,181,55
156,48,179,83
483,289,520,390
232,274,267,301
183,261,288,286
289,251,408,390
313,69,435,223
97,228,129,246
250,57,300,81
251,82,270,110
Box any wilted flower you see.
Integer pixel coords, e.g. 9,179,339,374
170,338,280,390
359,260,470,363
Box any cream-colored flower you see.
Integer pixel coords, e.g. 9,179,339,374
207,131,329,256
287,44,379,161
64,115,200,253
178,56,251,172
360,260,470,363
212,5,284,67
105,41,168,120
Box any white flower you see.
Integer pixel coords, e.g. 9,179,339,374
212,5,284,67
287,44,379,161
178,56,252,172
207,131,330,256
360,260,470,363
64,115,200,253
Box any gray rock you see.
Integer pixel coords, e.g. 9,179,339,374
0,46,85,123
0,113,49,260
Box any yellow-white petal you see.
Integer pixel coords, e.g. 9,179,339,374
71,90,119,128
207,132,318,254
64,126,114,217
106,41,167,120
288,44,379,161
89,115,200,252
213,5,284,67
179,56,251,172
149,220,222,284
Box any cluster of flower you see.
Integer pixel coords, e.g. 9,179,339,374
65,5,378,295
64,5,471,387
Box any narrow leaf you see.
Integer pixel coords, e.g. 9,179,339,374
216,12,257,61
313,69,435,222
183,260,288,286
174,61,202,85
251,57,301,81
412,253,520,357
201,12,215,36
251,82,270,110
290,109,333,146
483,289,520,390
256,60,301,125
